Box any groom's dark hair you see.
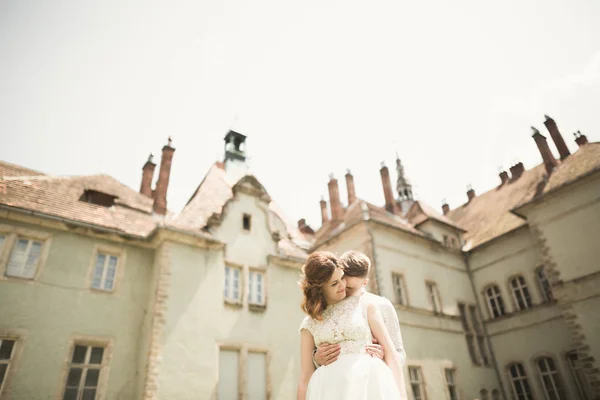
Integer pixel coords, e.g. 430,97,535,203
339,250,370,278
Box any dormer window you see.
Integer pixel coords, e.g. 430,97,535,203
79,190,117,207
243,214,251,231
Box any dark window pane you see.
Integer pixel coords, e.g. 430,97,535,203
89,347,104,364
82,388,97,400
72,345,87,363
0,340,15,360
538,358,548,373
85,369,100,387
67,368,83,387
63,388,78,400
547,357,556,370
0,363,7,385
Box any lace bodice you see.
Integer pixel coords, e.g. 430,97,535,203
300,295,372,356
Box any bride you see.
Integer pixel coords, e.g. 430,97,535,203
297,251,405,400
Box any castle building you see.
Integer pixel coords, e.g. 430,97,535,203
0,116,599,400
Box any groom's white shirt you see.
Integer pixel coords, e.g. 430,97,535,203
361,288,407,366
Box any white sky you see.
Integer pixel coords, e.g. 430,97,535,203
1,0,599,229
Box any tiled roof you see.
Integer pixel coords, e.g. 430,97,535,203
312,199,426,248
175,162,308,259
0,172,160,237
407,200,466,232
447,164,547,250
0,160,45,178
516,142,600,208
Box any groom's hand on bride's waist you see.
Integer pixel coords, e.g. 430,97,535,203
314,343,341,367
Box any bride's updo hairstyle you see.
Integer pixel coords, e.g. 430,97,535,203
299,251,341,320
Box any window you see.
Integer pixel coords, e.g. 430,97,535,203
0,338,16,395
459,303,487,366
450,237,458,248
91,253,118,291
392,273,407,305
409,366,427,400
566,351,592,400
480,389,489,400
0,234,5,252
5,237,43,279
484,285,506,318
510,276,533,311
62,344,106,400
445,369,458,400
443,235,449,245
477,336,489,366
491,389,501,400
243,214,251,231
218,349,239,399
248,270,265,305
426,281,442,313
508,362,533,400
219,348,268,400
536,267,553,302
469,305,489,365
536,356,565,400
79,190,116,207
224,266,241,303
466,334,478,365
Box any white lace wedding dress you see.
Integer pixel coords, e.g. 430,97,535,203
300,294,404,400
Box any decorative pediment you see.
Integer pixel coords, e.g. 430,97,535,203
232,175,271,202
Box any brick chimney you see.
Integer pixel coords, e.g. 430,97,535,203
298,219,315,235
345,169,357,205
380,162,397,214
153,137,175,215
320,197,329,224
510,162,525,180
328,175,344,221
140,153,156,198
532,127,558,175
441,200,450,215
544,115,570,160
499,170,509,185
574,131,588,147
466,185,475,202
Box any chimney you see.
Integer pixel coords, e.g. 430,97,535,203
532,127,558,175
345,169,357,205
380,162,397,214
499,170,509,185
140,153,156,197
327,175,344,221
466,185,475,202
510,162,525,180
320,197,329,224
298,219,315,235
441,199,450,215
153,137,175,215
544,115,571,160
574,131,588,147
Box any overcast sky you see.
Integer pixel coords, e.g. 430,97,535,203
1,0,599,228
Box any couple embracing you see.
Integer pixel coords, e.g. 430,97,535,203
297,250,409,400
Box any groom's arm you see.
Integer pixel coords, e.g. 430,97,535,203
380,299,406,365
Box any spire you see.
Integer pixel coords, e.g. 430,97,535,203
395,154,413,201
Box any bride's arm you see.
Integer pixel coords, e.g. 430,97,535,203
367,303,407,397
297,328,316,400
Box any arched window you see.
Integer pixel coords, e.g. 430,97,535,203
566,351,593,399
484,284,506,318
509,276,533,311
491,389,501,400
480,389,489,400
508,362,533,400
536,356,566,400
536,266,553,302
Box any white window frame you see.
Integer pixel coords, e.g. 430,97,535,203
507,362,533,400
425,281,442,314
91,253,119,292
484,285,506,318
509,276,533,311
224,265,242,304
536,356,566,400
87,245,125,294
248,269,265,306
566,351,592,400
408,366,427,400
59,336,112,400
535,266,553,302
0,225,52,282
445,368,458,400
392,273,407,305
0,337,17,396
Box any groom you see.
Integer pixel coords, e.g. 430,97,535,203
313,250,407,367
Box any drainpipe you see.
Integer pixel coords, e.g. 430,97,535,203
464,252,509,400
